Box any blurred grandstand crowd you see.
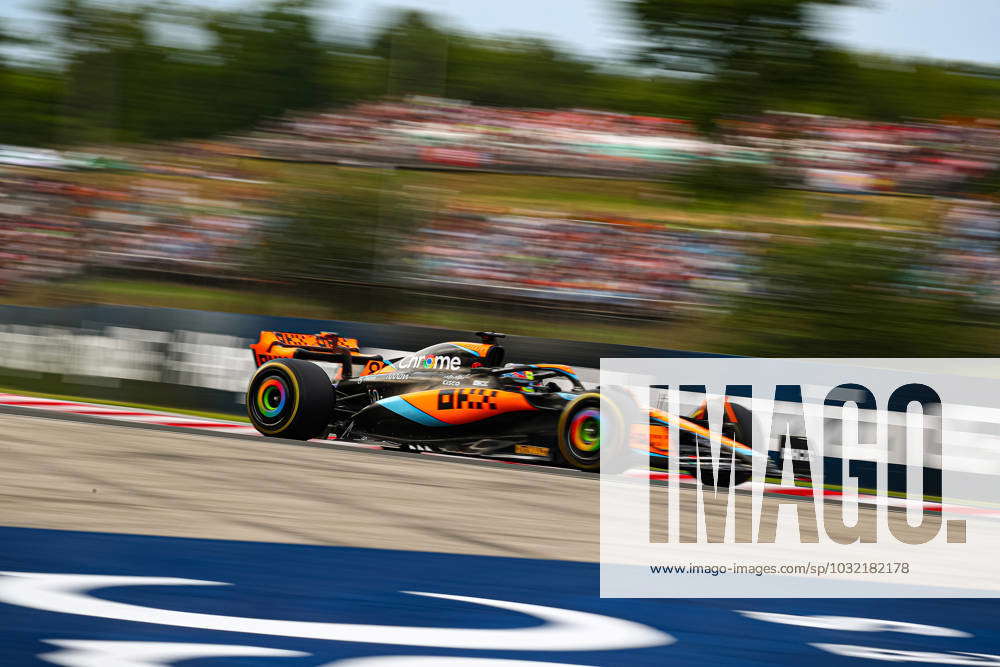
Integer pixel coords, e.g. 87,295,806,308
721,114,999,195
245,98,999,194
911,199,1000,309
244,99,697,178
0,168,756,315
0,175,270,289
3,98,1000,317
405,212,754,314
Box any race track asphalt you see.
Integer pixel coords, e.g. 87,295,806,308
0,409,889,559
0,412,601,560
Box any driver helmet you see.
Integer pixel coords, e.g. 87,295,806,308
499,364,542,392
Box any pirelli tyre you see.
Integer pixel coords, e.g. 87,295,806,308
247,359,333,440
556,389,633,473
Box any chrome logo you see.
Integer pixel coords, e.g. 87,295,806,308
398,354,461,371
569,408,600,452
256,377,287,418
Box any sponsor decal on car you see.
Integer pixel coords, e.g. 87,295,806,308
360,372,410,382
514,444,550,456
437,388,499,411
398,354,462,371
362,359,387,375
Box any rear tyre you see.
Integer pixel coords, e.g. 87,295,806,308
247,359,333,440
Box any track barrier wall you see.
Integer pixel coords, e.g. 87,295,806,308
0,304,720,417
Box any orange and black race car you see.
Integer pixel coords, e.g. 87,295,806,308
246,330,774,485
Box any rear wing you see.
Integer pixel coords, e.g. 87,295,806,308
250,331,384,379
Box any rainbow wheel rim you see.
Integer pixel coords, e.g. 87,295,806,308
256,376,288,420
569,408,601,455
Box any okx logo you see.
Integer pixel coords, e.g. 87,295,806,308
437,388,499,410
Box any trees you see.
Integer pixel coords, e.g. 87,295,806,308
43,0,160,142
256,178,422,291
717,232,978,357
206,0,329,130
0,20,62,146
34,0,332,143
369,11,610,110
0,68,63,146
445,35,599,109
625,0,860,121
0,0,998,147
372,10,450,98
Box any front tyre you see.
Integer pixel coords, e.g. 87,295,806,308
247,359,333,440
557,391,629,473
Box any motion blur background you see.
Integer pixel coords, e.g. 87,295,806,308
2,0,999,359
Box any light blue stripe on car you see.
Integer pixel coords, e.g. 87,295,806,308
448,342,483,356
379,395,449,427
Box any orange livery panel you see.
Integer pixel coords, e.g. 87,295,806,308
399,388,537,425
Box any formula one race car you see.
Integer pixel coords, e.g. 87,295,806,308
246,330,772,486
